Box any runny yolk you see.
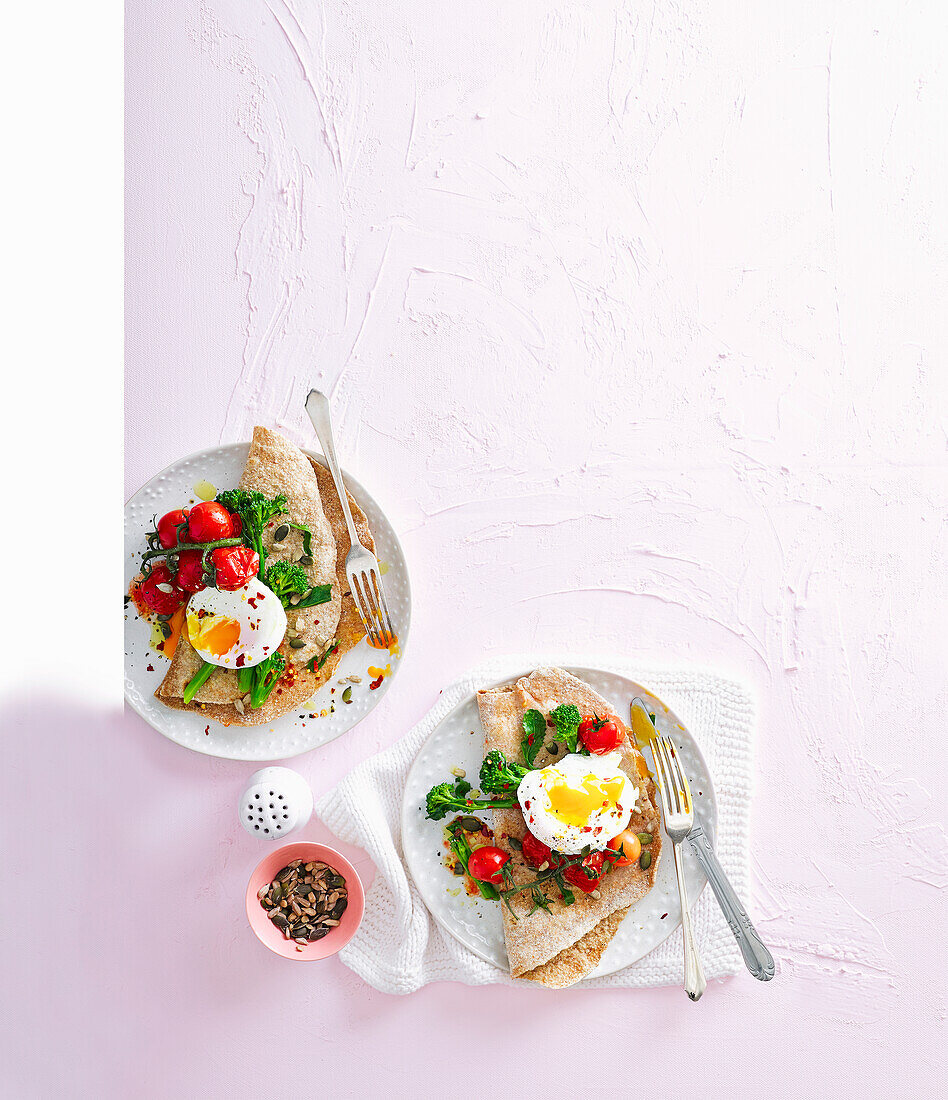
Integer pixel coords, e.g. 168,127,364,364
188,613,241,657
547,774,626,826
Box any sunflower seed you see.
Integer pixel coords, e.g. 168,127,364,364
295,616,305,631
156,583,174,594
289,595,301,605
256,885,269,900
235,699,245,714
590,890,602,900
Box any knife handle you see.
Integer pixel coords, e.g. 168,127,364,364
688,830,776,981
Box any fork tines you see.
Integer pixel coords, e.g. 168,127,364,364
350,566,395,650
652,734,693,819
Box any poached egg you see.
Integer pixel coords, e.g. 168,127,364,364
186,578,287,669
517,752,637,854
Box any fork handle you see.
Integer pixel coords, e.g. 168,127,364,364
687,826,775,981
672,840,707,1001
305,389,361,547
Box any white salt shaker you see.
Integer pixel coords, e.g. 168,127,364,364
239,767,313,840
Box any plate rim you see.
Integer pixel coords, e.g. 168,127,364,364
124,439,412,759
400,665,717,981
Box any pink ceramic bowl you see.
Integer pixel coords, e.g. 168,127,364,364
245,842,365,960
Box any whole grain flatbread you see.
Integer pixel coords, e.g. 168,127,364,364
154,433,376,727
477,667,662,987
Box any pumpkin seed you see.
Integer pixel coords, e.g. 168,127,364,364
547,741,559,754
452,863,465,876
636,832,653,845
639,850,652,870
289,637,305,649
460,816,481,831
342,686,352,703
160,622,172,638
507,836,523,850
299,555,313,566
273,524,289,542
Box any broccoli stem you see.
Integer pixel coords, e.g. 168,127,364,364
183,660,215,704
449,824,498,901
141,537,242,568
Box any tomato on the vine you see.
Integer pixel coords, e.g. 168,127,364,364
563,851,604,893
211,546,259,591
138,564,187,615
520,830,554,870
157,508,190,549
578,715,624,755
175,549,209,594
606,830,641,867
187,501,238,543
467,846,510,885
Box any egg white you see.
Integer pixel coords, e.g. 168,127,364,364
186,579,287,669
517,751,637,855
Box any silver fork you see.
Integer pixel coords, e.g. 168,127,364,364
305,389,395,650
652,732,707,1001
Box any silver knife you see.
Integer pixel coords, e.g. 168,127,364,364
686,821,776,981
629,698,775,981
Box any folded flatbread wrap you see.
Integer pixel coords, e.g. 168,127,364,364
477,667,662,988
155,429,376,726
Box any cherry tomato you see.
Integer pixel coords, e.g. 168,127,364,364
563,851,605,893
578,715,624,755
211,545,259,590
174,549,209,594
520,830,553,870
187,501,237,543
157,508,190,549
138,564,187,615
467,846,510,885
607,830,641,867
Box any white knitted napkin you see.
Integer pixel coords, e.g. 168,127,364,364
315,655,754,994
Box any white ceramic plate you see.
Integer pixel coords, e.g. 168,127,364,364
124,443,410,760
401,668,716,980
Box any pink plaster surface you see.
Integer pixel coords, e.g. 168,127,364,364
13,0,947,1095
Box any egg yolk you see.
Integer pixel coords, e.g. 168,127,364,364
188,613,241,657
546,774,625,826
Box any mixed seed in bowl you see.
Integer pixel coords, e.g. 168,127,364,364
257,858,348,949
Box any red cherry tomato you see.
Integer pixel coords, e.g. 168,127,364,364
520,830,553,870
187,501,237,543
157,508,190,549
467,846,510,885
175,549,209,594
139,564,187,615
578,715,624,755
563,851,605,893
607,830,641,867
211,545,259,591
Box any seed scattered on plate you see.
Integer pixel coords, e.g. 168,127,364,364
259,859,348,943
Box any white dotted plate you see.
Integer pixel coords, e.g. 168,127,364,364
124,443,410,760
401,668,716,980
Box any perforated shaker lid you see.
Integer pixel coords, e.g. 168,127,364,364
239,767,313,840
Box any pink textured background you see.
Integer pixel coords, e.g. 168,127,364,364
16,0,948,1095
